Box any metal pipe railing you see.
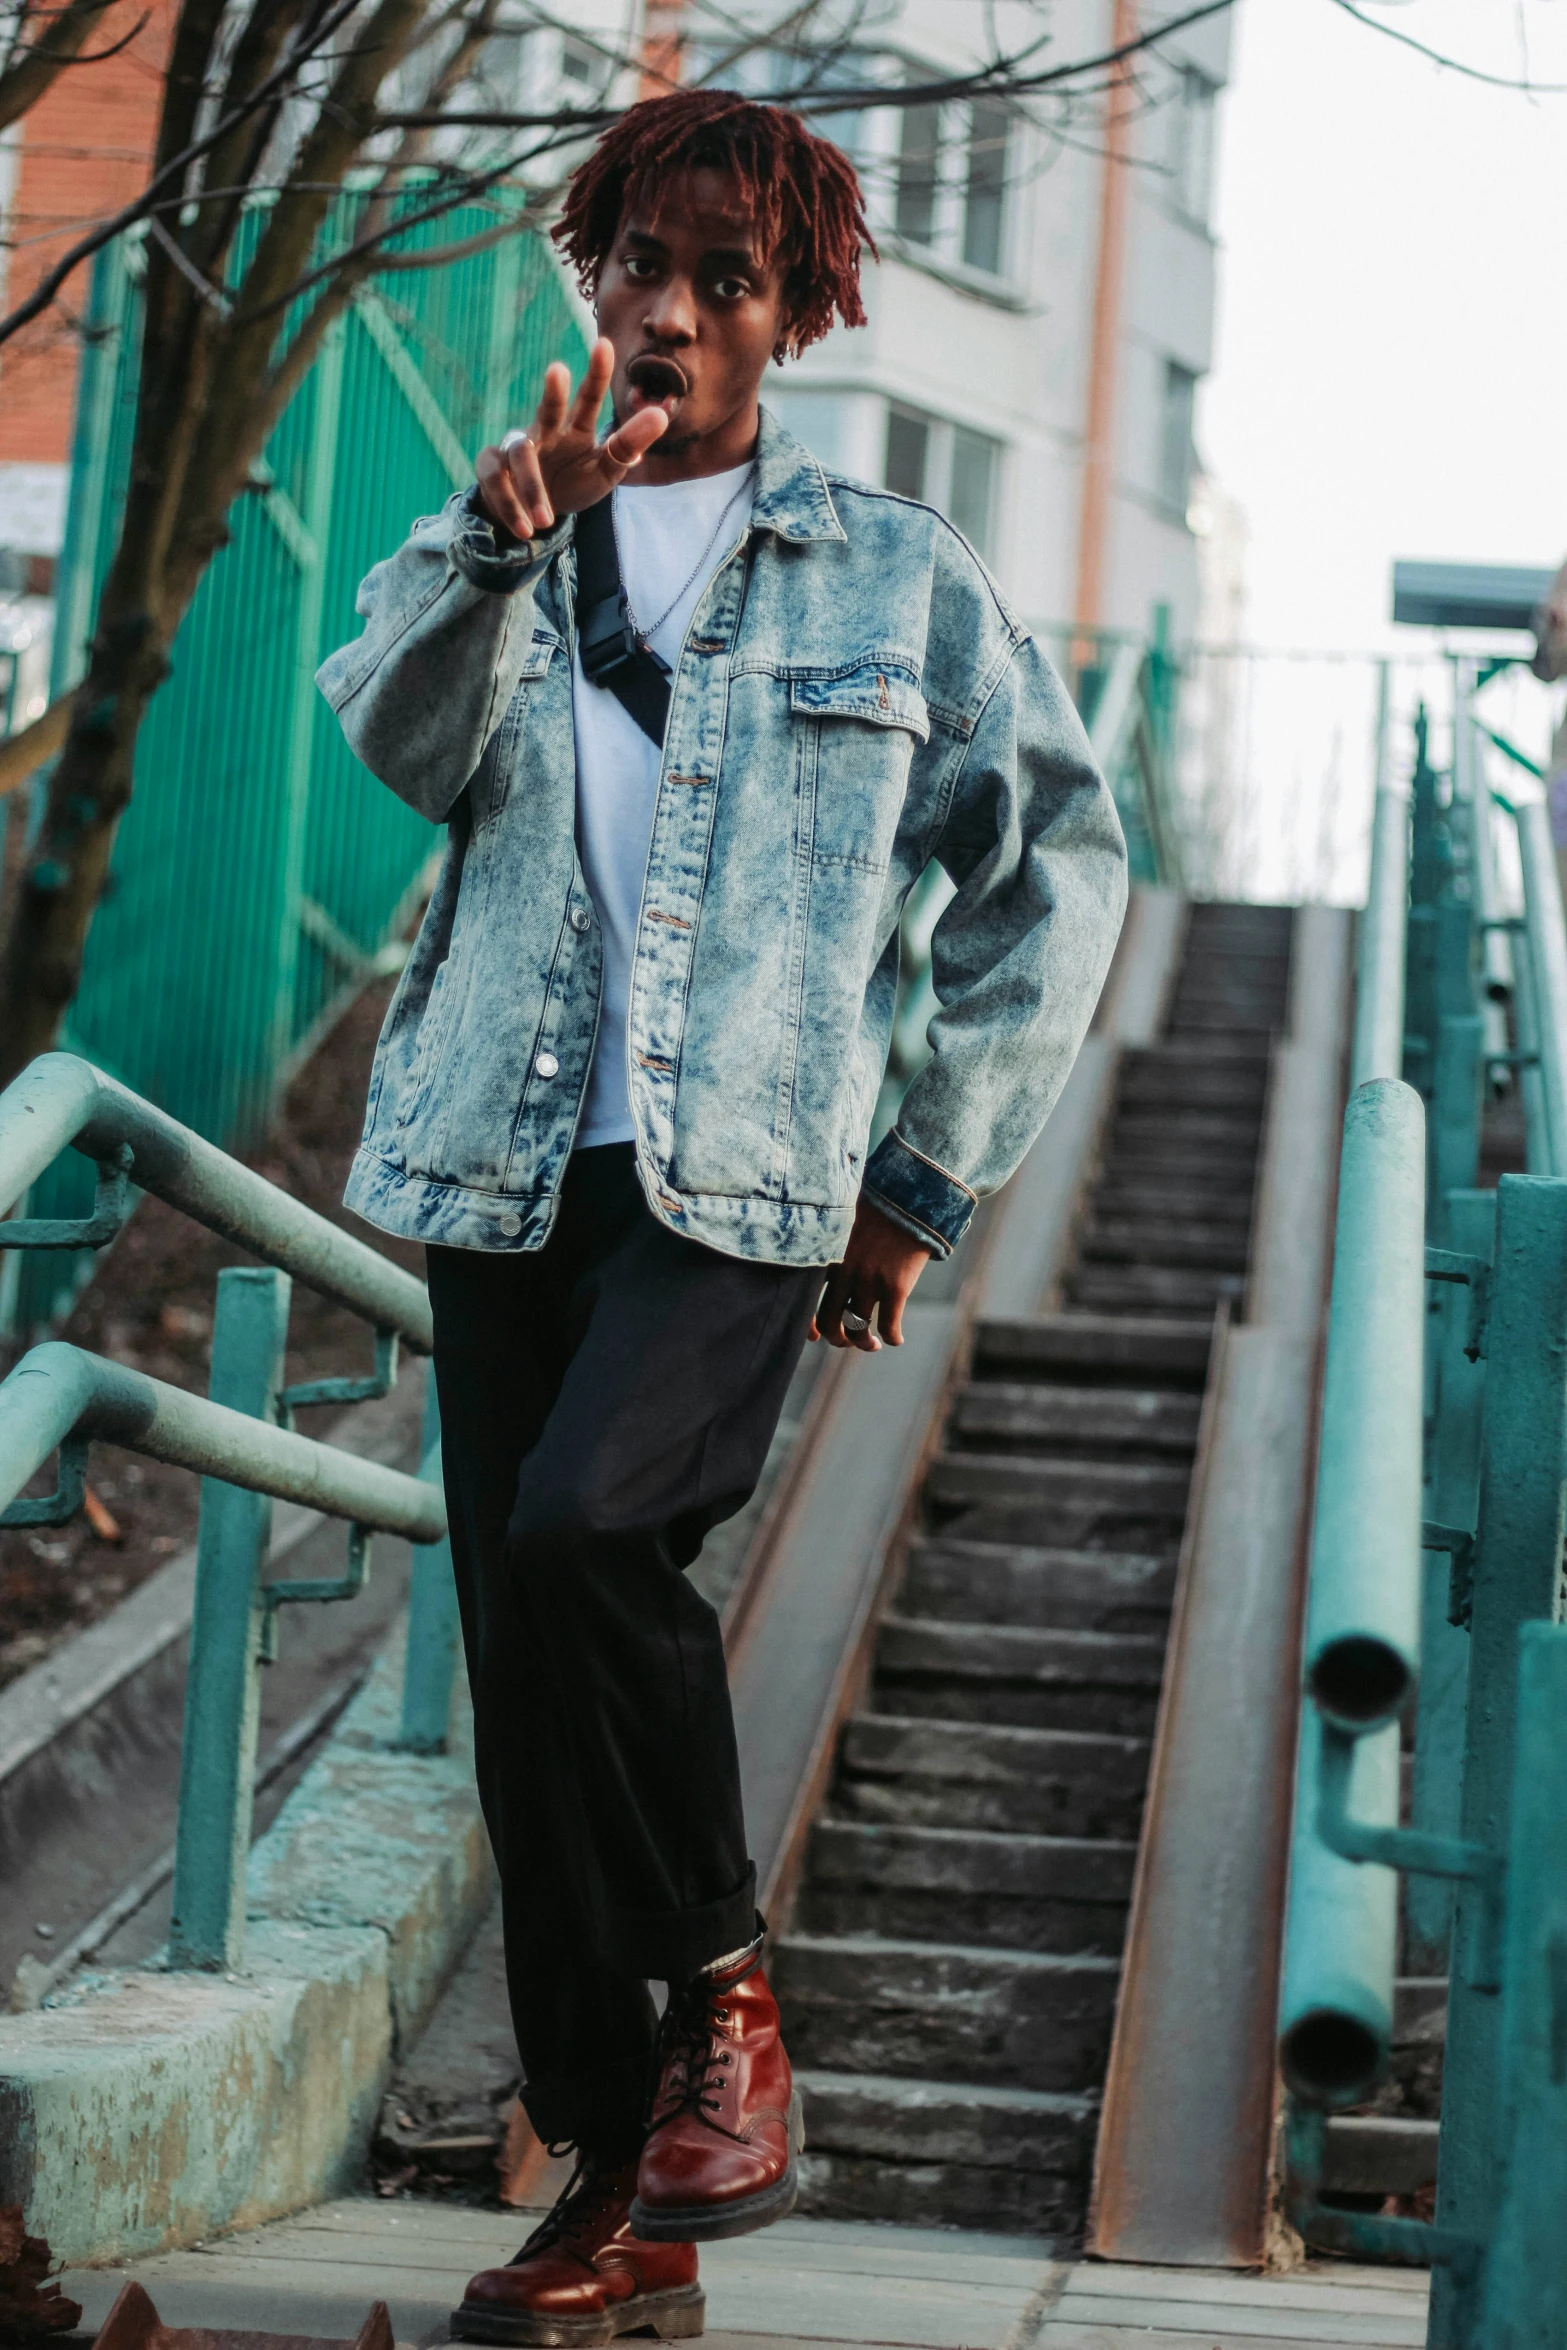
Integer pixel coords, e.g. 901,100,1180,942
0,1338,445,1539
1300,1080,1427,1730
1278,1077,1426,2109
0,1053,458,1983
1351,786,1411,1090
0,1053,432,1349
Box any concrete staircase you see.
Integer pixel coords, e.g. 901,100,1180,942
774,902,1295,2236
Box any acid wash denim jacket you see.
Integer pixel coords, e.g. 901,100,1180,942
316,409,1127,1269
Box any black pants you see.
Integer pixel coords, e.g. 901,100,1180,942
427,1145,819,2154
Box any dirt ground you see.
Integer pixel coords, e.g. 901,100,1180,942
0,978,417,1690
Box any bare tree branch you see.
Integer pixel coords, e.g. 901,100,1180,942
0,0,125,134
0,0,364,349
378,0,1239,130
1326,0,1567,94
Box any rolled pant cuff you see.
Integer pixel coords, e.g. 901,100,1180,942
604,1865,759,1985
521,2053,653,2156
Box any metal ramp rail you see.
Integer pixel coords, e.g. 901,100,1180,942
1279,668,1567,2346
0,1053,460,1977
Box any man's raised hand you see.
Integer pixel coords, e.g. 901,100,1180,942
474,340,666,542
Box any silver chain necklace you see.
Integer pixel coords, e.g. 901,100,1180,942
611,465,756,644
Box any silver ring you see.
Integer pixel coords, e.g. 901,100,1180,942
841,1309,872,1336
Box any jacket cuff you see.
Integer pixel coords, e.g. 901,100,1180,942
862,1129,977,1261
450,487,571,594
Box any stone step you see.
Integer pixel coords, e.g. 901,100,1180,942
1080,1219,1251,1271
900,1537,1175,1631
1125,1033,1274,1064
975,1313,1212,1387
835,1712,1151,1839
1094,1138,1262,1180
1064,1264,1247,1317
1092,1183,1255,1223
947,1383,1201,1460
793,2072,1095,2231
874,1616,1165,1734
1117,1071,1270,1112
1321,2115,1440,2198
925,1451,1192,1528
794,2149,1087,2233
1111,1105,1264,1142
772,1931,1121,2092
1168,997,1283,1025
798,2068,1096,2170
798,1819,1135,1954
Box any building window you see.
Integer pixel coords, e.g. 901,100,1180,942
885,406,932,501
884,403,1001,559
1169,68,1217,226
962,97,1010,274
1160,361,1199,515
889,88,1013,280
894,102,943,247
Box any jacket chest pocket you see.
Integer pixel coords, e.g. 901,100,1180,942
477,628,562,829
791,664,930,873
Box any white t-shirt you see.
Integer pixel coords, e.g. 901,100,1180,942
572,461,755,1147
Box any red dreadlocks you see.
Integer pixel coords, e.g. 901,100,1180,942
552,87,876,362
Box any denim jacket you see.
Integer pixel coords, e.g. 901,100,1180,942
316,409,1127,1267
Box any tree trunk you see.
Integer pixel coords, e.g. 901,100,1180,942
0,603,173,1090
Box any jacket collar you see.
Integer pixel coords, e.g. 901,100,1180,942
749,405,847,544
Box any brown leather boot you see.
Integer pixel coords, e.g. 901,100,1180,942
631,1945,804,2243
451,2151,704,2346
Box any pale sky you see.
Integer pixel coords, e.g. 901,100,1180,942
1188,0,1567,897
1200,0,1567,657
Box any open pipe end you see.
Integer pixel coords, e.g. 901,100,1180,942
1280,2009,1386,2111
1309,1635,1411,1734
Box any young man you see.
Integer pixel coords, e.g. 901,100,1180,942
319,87,1125,2347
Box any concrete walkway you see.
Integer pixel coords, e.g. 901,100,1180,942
59,2197,1430,2350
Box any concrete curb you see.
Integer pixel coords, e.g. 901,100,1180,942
0,1616,491,2264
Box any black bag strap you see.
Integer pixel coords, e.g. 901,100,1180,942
572,496,671,748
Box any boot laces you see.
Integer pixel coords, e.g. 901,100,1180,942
652,1981,737,2127
514,2147,627,2261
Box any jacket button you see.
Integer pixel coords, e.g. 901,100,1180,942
535,1050,559,1079
570,908,591,933
498,1213,522,1236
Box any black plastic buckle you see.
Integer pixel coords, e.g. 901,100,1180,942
579,593,641,684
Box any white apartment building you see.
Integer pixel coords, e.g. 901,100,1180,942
519,0,1233,651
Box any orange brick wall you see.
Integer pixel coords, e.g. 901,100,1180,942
0,1,173,464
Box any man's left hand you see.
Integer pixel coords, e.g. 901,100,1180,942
812,1200,934,1352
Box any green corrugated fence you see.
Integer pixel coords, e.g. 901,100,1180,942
6,187,587,1333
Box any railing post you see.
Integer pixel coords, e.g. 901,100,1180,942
1407,1190,1491,1975
1478,1622,1567,2347
1429,1176,1567,2350
398,1364,462,1754
1515,797,1567,1173
168,1266,291,1971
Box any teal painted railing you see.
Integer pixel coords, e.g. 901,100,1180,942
1279,669,1567,2343
0,1053,456,1974
9,190,587,1335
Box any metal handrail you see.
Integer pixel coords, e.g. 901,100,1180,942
1351,790,1410,1089
1279,1077,1426,2109
0,1339,444,1539
0,1053,432,1350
